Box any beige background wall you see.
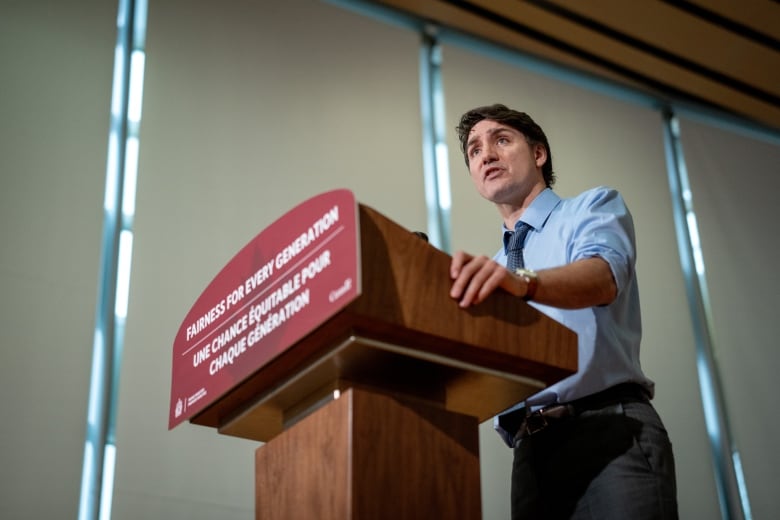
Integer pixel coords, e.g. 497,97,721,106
1,1,116,518
1,0,776,518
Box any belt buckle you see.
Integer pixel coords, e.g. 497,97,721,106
524,410,549,436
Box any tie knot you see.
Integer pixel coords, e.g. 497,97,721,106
507,221,531,246
514,220,531,235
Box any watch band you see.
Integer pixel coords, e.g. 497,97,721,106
515,268,538,301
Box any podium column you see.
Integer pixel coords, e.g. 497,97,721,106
255,387,482,520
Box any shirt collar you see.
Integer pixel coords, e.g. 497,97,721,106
501,188,561,233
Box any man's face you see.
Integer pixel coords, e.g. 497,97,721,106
465,119,546,205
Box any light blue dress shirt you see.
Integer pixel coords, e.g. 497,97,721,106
494,186,654,446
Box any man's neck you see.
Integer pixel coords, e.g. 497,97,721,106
497,184,547,229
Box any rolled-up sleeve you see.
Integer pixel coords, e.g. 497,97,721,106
568,187,637,295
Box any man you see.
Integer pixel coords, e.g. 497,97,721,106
449,104,678,519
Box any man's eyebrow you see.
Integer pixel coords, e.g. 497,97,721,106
467,126,512,149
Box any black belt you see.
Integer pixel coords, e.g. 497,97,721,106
503,382,650,441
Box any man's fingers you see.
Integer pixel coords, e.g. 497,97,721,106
456,257,502,307
450,250,472,279
475,268,508,304
450,252,481,299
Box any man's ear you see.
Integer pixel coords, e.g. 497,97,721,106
534,143,547,168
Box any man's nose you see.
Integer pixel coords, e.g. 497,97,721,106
482,144,498,163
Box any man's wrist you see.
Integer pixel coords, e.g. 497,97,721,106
515,268,538,301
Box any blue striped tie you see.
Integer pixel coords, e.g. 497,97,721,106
505,221,532,271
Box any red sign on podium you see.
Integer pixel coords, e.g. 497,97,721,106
168,190,361,429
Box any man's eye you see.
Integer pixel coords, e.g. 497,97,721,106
497,137,509,144
469,148,480,157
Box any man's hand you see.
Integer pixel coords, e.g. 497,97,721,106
449,251,525,308
450,252,619,309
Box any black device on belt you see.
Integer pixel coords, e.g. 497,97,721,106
501,382,650,441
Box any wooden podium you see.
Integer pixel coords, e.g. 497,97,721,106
183,200,577,519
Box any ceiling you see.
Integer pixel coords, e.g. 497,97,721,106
371,0,780,133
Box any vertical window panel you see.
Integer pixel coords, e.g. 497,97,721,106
678,117,780,520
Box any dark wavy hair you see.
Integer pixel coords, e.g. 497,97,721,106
456,104,555,187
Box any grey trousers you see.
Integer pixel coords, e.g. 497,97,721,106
511,400,678,519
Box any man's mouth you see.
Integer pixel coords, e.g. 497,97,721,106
483,166,502,180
